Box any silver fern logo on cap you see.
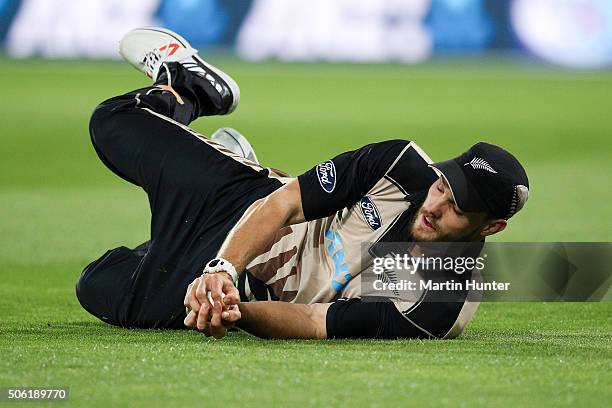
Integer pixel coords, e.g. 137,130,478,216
464,157,498,173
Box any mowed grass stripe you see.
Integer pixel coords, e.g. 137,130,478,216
0,59,610,407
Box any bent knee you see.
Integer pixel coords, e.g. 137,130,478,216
75,270,115,325
76,246,187,329
76,247,135,327
88,102,118,151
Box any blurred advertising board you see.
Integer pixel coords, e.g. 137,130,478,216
0,0,610,68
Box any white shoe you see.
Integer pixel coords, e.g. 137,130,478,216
211,128,259,164
119,27,240,114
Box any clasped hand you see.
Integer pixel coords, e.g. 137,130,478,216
183,272,241,339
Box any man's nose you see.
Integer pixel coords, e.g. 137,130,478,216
424,196,444,218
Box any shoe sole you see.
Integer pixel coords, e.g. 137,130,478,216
120,27,240,114
211,127,259,164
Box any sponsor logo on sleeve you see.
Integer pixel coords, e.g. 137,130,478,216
316,160,336,193
359,197,382,230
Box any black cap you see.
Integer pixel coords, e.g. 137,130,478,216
430,142,529,219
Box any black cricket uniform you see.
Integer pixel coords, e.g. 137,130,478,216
77,62,479,338
78,63,282,328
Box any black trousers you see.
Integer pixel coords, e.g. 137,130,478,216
76,63,281,329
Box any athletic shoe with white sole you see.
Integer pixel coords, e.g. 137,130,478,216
211,127,259,164
119,27,240,114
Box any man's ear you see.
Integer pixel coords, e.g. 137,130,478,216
480,219,507,237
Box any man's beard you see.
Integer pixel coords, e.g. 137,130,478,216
408,205,439,242
408,205,478,243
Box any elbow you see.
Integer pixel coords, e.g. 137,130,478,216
263,181,304,227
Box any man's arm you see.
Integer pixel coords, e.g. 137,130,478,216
216,178,305,273
236,302,330,339
185,297,437,340
187,140,412,335
188,179,306,332
208,139,411,276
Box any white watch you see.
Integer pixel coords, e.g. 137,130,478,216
203,258,238,284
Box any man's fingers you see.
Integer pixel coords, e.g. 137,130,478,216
222,279,240,305
209,324,227,339
221,305,241,331
210,300,223,327
196,300,211,331
184,278,202,313
184,310,197,328
196,304,237,336
200,322,212,337
195,275,212,309
209,274,224,304
223,293,240,306
221,306,241,323
188,282,202,314
189,297,201,315
192,271,239,335
196,274,212,330
183,282,193,308
208,274,226,327
198,320,226,339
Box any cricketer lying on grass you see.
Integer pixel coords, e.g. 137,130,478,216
76,27,529,340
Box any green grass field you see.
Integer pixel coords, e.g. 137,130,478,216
0,58,610,407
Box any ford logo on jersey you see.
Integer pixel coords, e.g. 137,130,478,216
359,197,382,230
316,160,336,193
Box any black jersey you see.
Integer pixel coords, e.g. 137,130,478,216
240,140,481,339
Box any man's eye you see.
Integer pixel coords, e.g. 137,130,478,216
437,182,444,192
453,206,464,216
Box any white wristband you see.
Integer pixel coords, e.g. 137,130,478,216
203,258,238,284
